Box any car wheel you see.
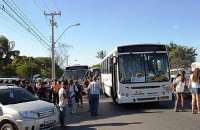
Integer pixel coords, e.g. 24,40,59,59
0,122,15,130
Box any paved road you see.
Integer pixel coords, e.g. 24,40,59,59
55,97,200,130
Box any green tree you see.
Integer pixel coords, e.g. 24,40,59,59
15,56,40,79
96,50,106,59
16,64,29,78
34,57,63,79
91,64,100,69
0,36,20,77
167,42,197,68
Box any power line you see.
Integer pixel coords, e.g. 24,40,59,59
0,0,51,49
2,0,50,45
31,0,50,26
9,0,51,44
10,0,28,21
0,7,50,50
0,8,20,32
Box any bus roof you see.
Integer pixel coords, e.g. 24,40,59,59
101,43,167,62
65,65,89,70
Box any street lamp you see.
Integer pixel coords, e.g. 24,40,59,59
55,23,80,43
51,23,80,80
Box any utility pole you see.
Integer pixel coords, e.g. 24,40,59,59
44,11,61,80
66,55,69,66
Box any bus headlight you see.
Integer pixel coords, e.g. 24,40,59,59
163,86,171,93
121,93,125,96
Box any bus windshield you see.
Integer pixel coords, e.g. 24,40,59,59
63,69,88,81
119,53,169,83
145,53,169,82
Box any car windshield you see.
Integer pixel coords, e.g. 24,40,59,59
119,53,170,84
0,88,38,105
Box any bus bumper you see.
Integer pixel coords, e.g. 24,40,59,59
116,94,172,104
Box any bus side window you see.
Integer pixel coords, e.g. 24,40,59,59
110,57,113,73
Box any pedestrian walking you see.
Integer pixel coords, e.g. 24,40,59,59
84,78,91,112
172,70,186,112
88,76,101,116
47,80,53,102
68,80,78,114
58,82,68,127
25,80,35,95
52,80,60,105
189,68,200,114
74,81,83,108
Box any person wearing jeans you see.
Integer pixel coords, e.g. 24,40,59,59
88,76,101,116
189,68,200,114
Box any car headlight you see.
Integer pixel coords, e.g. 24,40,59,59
20,111,38,119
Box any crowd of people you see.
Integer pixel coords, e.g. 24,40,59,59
57,76,101,126
1,76,102,126
172,68,200,114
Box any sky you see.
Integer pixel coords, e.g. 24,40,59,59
0,0,200,66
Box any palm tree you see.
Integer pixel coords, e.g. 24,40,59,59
0,36,20,76
0,36,20,64
96,50,106,59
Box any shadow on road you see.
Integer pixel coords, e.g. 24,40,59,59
56,122,143,130
54,97,192,129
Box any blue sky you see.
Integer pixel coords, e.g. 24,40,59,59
0,0,200,66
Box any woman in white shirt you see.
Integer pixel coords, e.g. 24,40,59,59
189,68,200,114
172,70,186,112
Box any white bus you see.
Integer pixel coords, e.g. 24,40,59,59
61,65,89,83
100,44,172,104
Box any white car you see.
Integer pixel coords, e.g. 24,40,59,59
0,85,58,130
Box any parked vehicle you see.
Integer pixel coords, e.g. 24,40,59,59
0,84,58,130
0,78,19,85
